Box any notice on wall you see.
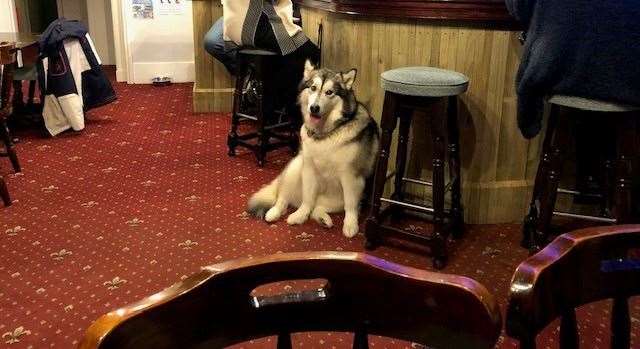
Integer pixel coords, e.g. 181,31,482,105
157,0,185,16
132,0,154,19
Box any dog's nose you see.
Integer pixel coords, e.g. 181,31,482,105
310,104,320,114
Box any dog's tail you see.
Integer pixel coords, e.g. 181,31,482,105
247,177,279,219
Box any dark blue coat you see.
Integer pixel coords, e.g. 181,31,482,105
506,0,640,138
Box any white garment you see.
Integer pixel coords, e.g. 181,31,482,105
42,34,100,136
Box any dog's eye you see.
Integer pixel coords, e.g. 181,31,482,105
310,85,317,92
325,90,334,96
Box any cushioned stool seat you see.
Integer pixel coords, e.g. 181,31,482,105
381,67,469,97
238,48,278,56
548,95,640,112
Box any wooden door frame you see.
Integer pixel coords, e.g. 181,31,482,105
13,0,30,32
109,0,130,82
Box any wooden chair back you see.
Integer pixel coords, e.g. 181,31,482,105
79,252,501,349
506,225,640,349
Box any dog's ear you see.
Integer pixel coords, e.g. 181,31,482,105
303,59,316,81
341,69,357,90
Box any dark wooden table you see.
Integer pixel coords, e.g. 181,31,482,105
0,32,39,60
0,33,34,183
0,32,39,47
0,32,40,120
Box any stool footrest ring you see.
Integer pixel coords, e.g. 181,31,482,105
381,197,452,216
552,210,616,224
557,187,603,199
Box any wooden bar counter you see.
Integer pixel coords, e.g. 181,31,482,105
191,0,543,224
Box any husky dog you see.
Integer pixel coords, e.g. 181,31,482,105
247,61,380,237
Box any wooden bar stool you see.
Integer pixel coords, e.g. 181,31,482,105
522,95,639,252
227,48,298,167
365,67,469,269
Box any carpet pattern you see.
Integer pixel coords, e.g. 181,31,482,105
1,78,638,348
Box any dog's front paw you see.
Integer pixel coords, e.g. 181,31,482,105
311,210,333,228
287,208,309,225
342,216,359,238
265,206,284,222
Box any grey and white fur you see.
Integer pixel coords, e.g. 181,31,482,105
247,60,380,237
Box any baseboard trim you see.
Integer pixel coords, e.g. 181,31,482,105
130,61,195,84
193,85,233,113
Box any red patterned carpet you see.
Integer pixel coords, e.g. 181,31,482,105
0,77,638,348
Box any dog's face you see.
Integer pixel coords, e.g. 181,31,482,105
298,60,357,133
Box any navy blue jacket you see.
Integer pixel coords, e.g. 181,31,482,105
506,0,640,138
38,19,116,111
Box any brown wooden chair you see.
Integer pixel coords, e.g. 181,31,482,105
1,41,21,174
506,225,640,349
79,252,502,349
1,42,17,207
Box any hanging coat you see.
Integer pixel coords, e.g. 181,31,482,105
37,19,116,136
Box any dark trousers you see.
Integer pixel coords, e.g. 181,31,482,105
276,40,320,121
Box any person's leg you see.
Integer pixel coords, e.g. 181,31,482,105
203,17,237,74
283,40,320,90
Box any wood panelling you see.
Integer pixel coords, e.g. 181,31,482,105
300,7,541,223
192,0,233,113
190,2,541,223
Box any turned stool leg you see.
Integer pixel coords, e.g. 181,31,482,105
255,86,266,167
430,105,447,269
255,60,271,167
1,118,20,173
228,59,247,157
613,114,636,224
288,105,301,155
392,107,411,202
0,177,10,206
602,157,615,217
522,109,558,248
389,106,412,222
447,96,463,238
365,92,399,249
532,105,570,252
601,123,617,218
12,80,23,109
27,80,36,107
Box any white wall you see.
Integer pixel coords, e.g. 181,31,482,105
122,0,194,83
0,0,18,32
86,0,116,65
